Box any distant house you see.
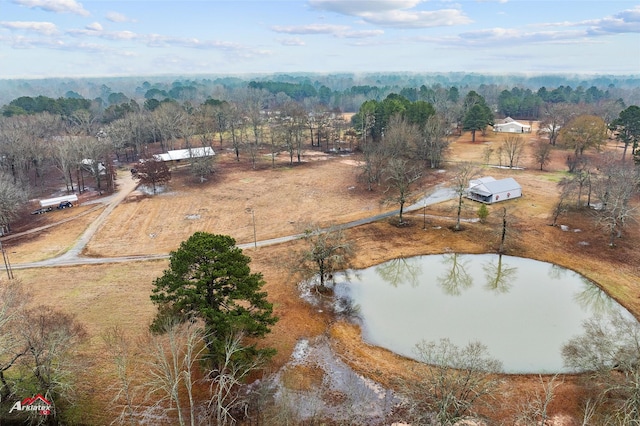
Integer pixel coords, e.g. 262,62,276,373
493,117,531,133
154,147,215,163
81,159,106,175
467,177,522,204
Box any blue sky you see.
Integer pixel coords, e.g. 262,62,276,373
1,0,639,78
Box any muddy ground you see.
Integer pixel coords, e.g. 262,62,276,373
3,127,639,424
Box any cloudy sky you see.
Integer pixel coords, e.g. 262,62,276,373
1,0,639,78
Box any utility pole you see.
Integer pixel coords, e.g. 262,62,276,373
246,208,257,249
0,241,14,280
423,204,427,230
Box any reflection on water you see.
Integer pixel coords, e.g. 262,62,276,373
333,254,633,374
574,277,616,315
375,256,422,288
483,254,516,294
437,253,473,296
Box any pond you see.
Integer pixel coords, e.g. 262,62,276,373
332,253,634,374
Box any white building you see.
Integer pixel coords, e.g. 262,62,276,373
467,177,522,204
493,117,531,133
154,147,215,162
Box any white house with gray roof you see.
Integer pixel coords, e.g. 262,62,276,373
493,117,531,133
467,176,522,204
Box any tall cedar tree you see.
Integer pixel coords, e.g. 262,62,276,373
463,104,493,142
150,233,277,365
611,105,640,162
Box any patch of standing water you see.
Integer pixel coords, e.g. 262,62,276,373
332,253,635,374
272,336,401,424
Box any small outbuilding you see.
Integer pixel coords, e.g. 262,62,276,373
493,117,531,133
467,177,522,204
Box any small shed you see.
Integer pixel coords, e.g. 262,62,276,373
493,117,531,133
467,177,522,204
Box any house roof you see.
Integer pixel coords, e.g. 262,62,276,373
469,176,496,188
469,177,521,196
493,120,531,129
155,147,215,162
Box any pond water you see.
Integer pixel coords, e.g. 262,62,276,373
333,253,634,374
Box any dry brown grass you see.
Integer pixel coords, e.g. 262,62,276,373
2,128,639,424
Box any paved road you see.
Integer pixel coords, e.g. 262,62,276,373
8,181,457,270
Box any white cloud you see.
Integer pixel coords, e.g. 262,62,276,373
105,11,135,23
278,37,306,46
421,27,591,48
309,0,424,15
271,23,383,38
85,22,103,32
582,5,640,35
8,35,65,49
12,0,90,17
418,5,640,48
360,9,472,28
0,21,58,35
536,6,640,35
309,0,471,28
271,23,351,35
67,27,139,41
342,29,384,38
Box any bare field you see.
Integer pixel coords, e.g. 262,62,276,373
84,154,385,257
3,129,640,424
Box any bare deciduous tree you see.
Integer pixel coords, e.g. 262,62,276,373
18,305,88,423
501,134,525,169
451,162,478,231
78,134,113,191
205,332,265,426
358,138,387,191
514,375,562,425
384,157,422,226
532,139,553,171
144,319,206,426
550,177,575,227
563,310,640,424
102,326,141,426
294,224,355,289
592,155,639,246
0,280,28,402
538,102,573,146
380,115,423,225
0,172,27,235
422,114,450,169
398,338,503,425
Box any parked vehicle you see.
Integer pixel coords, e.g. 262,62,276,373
57,201,73,209
31,206,53,215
